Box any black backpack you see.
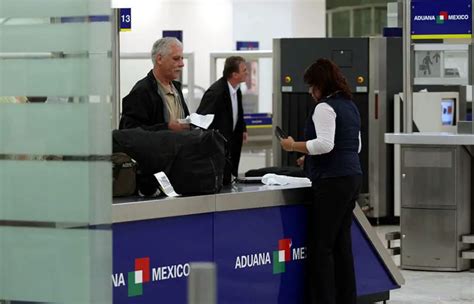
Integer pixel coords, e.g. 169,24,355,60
113,128,226,195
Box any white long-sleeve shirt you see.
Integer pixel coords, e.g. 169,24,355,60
305,102,362,155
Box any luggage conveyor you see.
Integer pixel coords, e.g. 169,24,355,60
111,184,403,303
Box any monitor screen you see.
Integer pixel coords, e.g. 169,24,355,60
441,98,455,126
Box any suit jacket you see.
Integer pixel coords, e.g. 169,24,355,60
119,70,190,131
197,77,247,176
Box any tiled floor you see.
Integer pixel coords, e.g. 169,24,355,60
389,270,474,304
373,226,474,304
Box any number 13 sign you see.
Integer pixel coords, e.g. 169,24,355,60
120,8,131,32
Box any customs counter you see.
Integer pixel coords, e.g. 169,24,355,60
112,184,404,303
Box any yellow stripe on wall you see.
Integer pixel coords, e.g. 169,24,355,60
247,125,272,129
411,34,472,39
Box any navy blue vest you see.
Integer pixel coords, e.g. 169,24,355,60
304,93,362,181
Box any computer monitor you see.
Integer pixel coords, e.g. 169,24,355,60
413,92,459,133
441,98,456,126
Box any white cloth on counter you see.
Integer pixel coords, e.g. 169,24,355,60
261,173,311,186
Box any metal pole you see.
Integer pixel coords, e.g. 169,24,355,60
111,9,121,129
272,39,282,166
187,53,197,112
349,9,354,37
187,262,216,304
403,0,412,133
471,2,474,134
210,55,217,85
327,12,333,37
370,6,376,36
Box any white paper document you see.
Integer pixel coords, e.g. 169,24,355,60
154,171,180,197
179,113,215,129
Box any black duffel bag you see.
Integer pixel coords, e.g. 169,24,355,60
113,128,226,195
167,129,226,195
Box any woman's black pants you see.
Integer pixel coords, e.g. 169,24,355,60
308,175,361,304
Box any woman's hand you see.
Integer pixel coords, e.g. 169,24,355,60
280,136,295,152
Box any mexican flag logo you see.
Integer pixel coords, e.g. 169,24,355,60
128,257,150,297
437,11,448,24
273,238,292,274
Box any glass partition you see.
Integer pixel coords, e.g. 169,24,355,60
0,0,112,302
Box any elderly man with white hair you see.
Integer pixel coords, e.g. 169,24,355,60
120,37,190,131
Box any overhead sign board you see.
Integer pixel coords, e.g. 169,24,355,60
119,8,131,32
236,41,259,50
411,0,472,39
163,30,183,42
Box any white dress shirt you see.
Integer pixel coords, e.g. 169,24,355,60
306,102,362,155
227,81,239,131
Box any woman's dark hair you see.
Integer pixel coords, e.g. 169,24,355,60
303,58,352,100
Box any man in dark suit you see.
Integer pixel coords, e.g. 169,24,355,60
197,56,248,184
120,37,190,131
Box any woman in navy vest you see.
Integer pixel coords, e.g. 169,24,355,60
280,58,362,304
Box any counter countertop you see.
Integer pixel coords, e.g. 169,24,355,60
112,183,312,223
385,132,474,145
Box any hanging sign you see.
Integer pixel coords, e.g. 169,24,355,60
236,41,259,51
411,0,472,39
119,8,131,32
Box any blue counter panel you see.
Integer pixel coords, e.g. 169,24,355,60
112,205,399,303
352,220,399,295
214,205,399,303
214,205,309,304
112,214,214,303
